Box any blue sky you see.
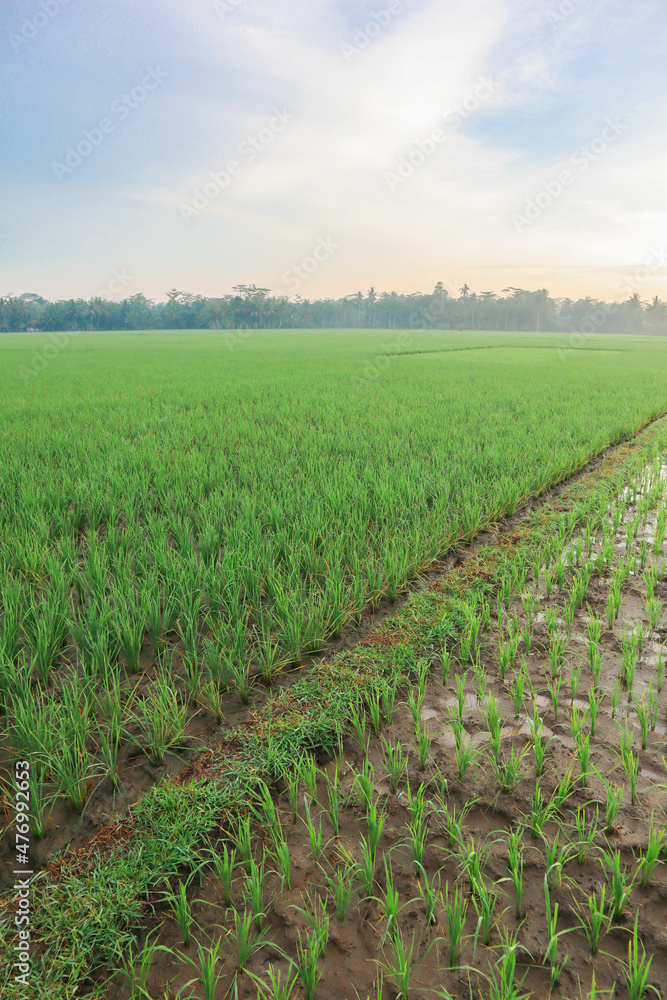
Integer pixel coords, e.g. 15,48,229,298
1,0,666,302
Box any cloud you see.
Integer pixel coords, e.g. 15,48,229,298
1,0,666,302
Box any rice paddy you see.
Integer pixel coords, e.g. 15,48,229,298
2,329,667,998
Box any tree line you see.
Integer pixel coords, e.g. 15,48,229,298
1,284,665,336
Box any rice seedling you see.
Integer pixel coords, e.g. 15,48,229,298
51,724,100,813
577,884,611,956
455,671,468,719
299,753,319,804
350,702,369,756
246,855,269,933
657,643,665,693
418,869,440,927
455,736,478,784
383,928,415,1000
545,831,576,890
637,699,650,750
198,677,226,723
637,819,665,889
506,828,525,919
256,634,285,687
162,878,196,946
382,677,398,724
230,908,272,973
417,657,430,698
522,622,532,656
230,656,252,705
529,782,554,839
303,797,324,862
367,801,386,862
294,894,329,959
327,862,355,922
470,876,500,947
551,768,574,815
368,689,382,737
623,911,660,1000
132,665,187,765
648,682,658,732
549,633,568,679
569,661,582,704
498,638,512,682
600,846,635,921
510,666,527,717
493,745,528,794
459,837,490,892
473,654,488,700
596,771,624,832
236,816,254,875
119,934,166,1000
619,728,640,806
377,854,402,943
210,842,236,906
249,964,299,1000
443,883,468,968
543,878,570,989
547,670,563,722
280,768,300,826
573,804,599,866
607,590,617,630
576,732,591,788
356,835,376,900
544,567,554,600
416,723,432,771
352,757,375,812
555,557,566,588
588,687,601,737
439,800,468,850
382,738,407,793
486,929,530,1000
646,596,664,633
408,810,428,877
485,692,503,762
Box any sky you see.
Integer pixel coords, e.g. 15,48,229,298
1,0,667,304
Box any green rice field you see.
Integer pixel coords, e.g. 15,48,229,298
2,330,667,720
2,329,667,998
